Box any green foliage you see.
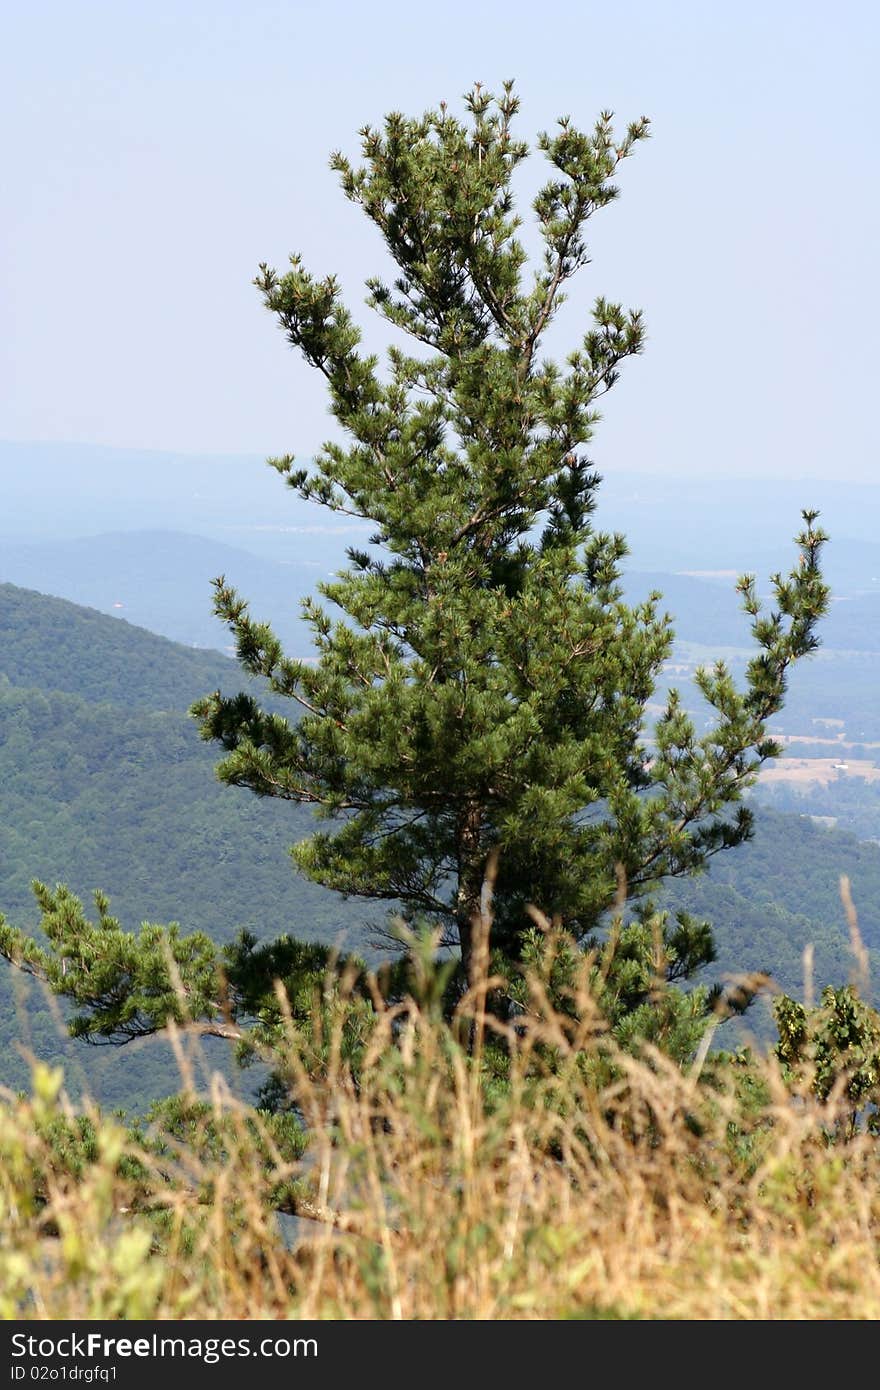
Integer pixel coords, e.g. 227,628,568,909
0,884,222,1044
0,876,720,1115
513,904,719,1068
193,82,828,994
221,930,379,1108
775,985,880,1133
131,1094,310,1215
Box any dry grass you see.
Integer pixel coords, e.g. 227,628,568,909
3,950,880,1321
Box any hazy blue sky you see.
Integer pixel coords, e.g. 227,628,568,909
1,1,877,481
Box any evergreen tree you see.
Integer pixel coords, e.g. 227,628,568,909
0,83,829,1090
193,81,828,986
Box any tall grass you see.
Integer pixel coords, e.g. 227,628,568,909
3,929,880,1321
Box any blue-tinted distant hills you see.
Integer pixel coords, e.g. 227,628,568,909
592,469,880,591
0,531,318,654
0,439,372,564
2,439,879,587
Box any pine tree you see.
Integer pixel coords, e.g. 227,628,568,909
191,81,829,991
0,82,830,1131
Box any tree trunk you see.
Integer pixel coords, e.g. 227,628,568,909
455,803,486,985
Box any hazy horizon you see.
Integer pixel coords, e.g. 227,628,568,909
4,432,880,487
2,1,878,484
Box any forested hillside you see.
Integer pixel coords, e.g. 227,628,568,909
0,581,247,709
662,810,880,1039
0,586,376,1105
0,676,375,1106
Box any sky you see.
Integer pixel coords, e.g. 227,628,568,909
1,0,878,482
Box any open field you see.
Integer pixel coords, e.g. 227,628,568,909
778,734,880,751
758,758,880,787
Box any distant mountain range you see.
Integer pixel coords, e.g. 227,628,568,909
3,438,880,586
0,532,318,654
